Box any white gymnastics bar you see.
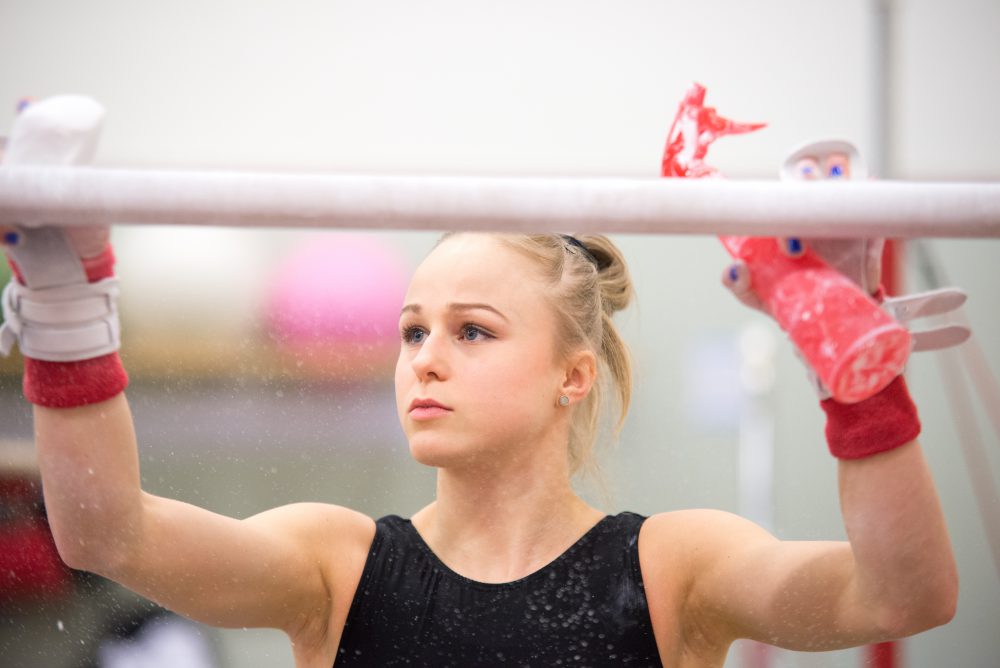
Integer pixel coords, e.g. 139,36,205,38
0,166,999,238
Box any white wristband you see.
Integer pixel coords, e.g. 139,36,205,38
0,277,121,362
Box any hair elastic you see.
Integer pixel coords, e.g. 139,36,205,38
560,235,601,269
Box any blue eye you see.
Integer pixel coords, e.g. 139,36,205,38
401,326,426,344
461,324,495,342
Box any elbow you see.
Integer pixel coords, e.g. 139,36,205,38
52,533,90,573
53,533,129,577
917,566,960,633
48,494,150,577
48,520,94,572
50,520,139,578
931,577,960,628
909,587,958,635
875,578,958,639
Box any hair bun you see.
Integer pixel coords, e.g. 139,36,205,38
577,235,634,315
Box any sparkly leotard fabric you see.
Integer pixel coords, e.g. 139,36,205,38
334,512,663,667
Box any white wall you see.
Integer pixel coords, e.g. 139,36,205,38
1,2,998,667
0,0,874,175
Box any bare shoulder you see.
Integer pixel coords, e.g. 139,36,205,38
642,508,771,554
244,503,376,598
641,508,776,583
245,503,376,649
245,502,375,544
638,510,748,599
639,510,774,664
279,502,375,533
638,510,776,611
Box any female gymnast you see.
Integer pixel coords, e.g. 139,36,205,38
1,222,958,667
0,96,957,668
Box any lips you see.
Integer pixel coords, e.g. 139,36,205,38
408,398,452,420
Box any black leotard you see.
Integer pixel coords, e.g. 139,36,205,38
334,512,663,667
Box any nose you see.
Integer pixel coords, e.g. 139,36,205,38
409,330,449,382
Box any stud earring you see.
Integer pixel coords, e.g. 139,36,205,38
558,395,570,407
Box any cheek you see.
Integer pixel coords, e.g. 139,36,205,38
393,350,412,418
467,348,556,417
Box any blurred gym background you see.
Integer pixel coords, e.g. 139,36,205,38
1,1,998,666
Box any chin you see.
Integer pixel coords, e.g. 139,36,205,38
407,433,484,470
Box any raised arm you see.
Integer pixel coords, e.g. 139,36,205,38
0,96,373,647
643,237,958,655
33,394,372,638
658,433,956,653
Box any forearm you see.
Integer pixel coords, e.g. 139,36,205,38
838,440,957,634
34,392,146,572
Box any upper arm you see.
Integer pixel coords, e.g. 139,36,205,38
113,496,375,639
33,393,376,641
644,509,885,653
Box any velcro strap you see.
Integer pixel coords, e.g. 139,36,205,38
22,320,120,357
10,280,118,324
1,278,121,362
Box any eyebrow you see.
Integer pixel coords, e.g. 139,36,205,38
400,302,509,322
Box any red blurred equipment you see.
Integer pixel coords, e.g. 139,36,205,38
0,475,72,603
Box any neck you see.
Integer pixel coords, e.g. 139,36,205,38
412,444,603,583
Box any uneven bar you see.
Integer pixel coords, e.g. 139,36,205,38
0,166,998,238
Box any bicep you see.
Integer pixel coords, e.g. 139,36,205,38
664,511,886,652
113,496,373,636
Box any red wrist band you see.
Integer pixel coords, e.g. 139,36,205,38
821,374,921,459
17,244,129,408
24,353,128,408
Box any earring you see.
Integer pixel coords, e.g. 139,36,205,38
558,395,570,407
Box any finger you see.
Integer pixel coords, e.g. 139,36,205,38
723,261,750,293
64,225,111,259
863,238,884,293
790,238,884,295
778,236,806,259
0,226,19,248
721,261,766,312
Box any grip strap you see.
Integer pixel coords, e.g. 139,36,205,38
1,277,121,362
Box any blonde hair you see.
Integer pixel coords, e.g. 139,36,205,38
440,232,635,484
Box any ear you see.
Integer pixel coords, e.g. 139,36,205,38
559,349,598,405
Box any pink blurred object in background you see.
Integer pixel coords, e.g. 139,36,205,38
663,83,911,403
265,235,408,379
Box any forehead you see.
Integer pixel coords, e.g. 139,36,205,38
405,234,544,309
